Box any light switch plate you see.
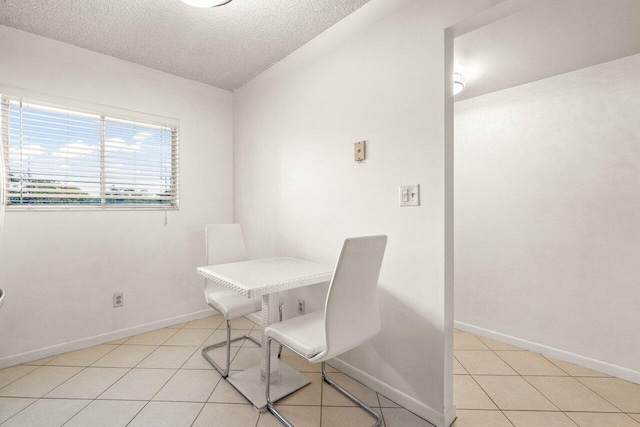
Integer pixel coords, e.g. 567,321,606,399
399,184,420,207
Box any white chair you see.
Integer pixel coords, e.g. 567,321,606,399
201,224,262,377
265,235,387,427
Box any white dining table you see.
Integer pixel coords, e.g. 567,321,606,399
197,257,333,409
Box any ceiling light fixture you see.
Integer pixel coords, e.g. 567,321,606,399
453,73,466,95
179,0,233,8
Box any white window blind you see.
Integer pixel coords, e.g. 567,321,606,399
0,96,179,210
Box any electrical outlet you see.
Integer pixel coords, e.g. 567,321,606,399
297,299,305,315
113,293,124,308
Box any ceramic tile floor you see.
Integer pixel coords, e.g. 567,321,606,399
452,329,640,427
3,321,639,427
0,315,431,427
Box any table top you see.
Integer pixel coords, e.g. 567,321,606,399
197,257,333,298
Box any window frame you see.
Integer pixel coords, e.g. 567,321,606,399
0,94,180,212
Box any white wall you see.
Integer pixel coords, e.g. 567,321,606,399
0,26,233,366
233,0,502,425
453,0,640,101
455,54,640,381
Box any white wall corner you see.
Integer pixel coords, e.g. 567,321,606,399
445,404,457,427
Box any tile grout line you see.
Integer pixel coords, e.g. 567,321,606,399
194,319,261,425
500,410,517,427
117,322,213,426
88,327,192,426
487,347,564,412
455,336,515,414
73,365,136,426
55,356,133,426
567,377,630,415
518,373,623,414
457,341,564,415
132,328,217,425
491,350,570,377
5,345,122,394
0,365,46,395
319,364,324,426
58,398,94,427
375,392,386,427
465,371,504,412
2,363,96,426
453,355,468,375
58,398,95,427
470,346,519,427
192,331,231,425
125,400,151,427
0,365,43,394
462,329,638,417
459,332,579,427
538,355,574,377
0,319,196,427
9,322,499,426
0,397,39,426
470,332,634,426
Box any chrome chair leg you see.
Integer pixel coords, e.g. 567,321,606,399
278,305,283,358
265,338,294,427
322,362,381,427
266,339,381,427
202,319,261,378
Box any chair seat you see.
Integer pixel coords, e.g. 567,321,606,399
206,290,261,320
265,310,326,359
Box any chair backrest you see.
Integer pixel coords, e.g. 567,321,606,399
205,224,248,265
320,235,387,361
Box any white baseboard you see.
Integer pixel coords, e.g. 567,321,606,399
328,357,447,427
455,321,640,384
0,309,215,369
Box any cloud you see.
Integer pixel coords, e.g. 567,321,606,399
133,131,153,140
9,144,46,160
106,137,141,153
52,142,98,159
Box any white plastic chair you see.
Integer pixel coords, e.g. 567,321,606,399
264,235,387,427
201,224,262,377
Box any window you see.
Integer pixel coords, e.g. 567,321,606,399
0,96,179,210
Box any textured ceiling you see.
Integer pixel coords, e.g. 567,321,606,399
454,0,640,101
0,0,371,90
